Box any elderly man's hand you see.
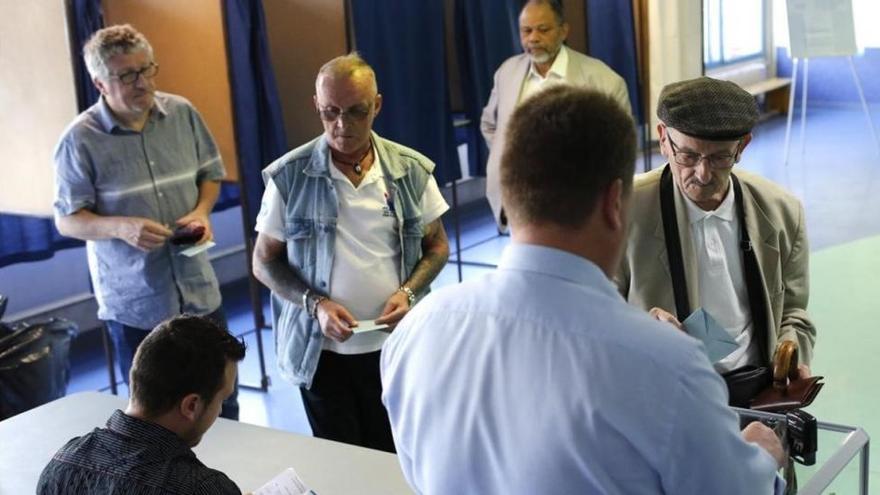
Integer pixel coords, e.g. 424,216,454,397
797,364,811,380
375,290,411,329
315,299,356,343
741,421,786,468
648,307,685,331
117,217,172,251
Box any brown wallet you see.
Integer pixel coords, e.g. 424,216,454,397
750,341,824,412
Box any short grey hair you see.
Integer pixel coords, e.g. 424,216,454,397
315,52,378,96
83,24,153,81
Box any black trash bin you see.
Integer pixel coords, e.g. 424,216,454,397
0,296,78,420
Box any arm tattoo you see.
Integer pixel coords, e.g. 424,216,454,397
252,239,314,308
402,219,450,294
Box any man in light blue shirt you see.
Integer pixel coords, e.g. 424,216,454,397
381,85,785,494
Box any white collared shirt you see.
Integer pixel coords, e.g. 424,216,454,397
518,45,570,103
682,181,760,371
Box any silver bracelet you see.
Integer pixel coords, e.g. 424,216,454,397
398,286,416,306
302,288,312,311
310,296,327,319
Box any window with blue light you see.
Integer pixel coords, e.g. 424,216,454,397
704,0,766,68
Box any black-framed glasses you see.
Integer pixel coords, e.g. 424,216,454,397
667,134,740,169
111,62,159,85
317,104,371,122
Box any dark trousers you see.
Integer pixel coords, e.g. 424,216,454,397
300,350,395,453
105,307,240,420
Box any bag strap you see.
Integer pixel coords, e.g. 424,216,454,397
659,166,691,320
731,175,770,365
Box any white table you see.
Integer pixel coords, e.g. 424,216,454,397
0,392,412,494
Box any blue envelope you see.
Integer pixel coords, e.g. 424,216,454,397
682,308,740,363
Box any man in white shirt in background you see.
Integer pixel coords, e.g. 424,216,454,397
481,0,630,233
252,53,450,452
382,85,786,494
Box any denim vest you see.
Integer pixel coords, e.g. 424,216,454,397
263,132,434,388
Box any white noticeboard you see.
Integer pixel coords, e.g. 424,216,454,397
786,0,857,58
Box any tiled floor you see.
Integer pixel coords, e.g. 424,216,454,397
64,105,880,488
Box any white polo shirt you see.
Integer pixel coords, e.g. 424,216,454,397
256,152,448,354
683,182,760,371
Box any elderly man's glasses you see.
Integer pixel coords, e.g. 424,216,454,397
317,104,371,122
667,134,740,169
111,63,159,85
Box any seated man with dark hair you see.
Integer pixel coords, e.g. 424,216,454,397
37,315,246,495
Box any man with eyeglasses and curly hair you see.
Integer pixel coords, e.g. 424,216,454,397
252,53,450,452
53,24,238,419
618,77,817,394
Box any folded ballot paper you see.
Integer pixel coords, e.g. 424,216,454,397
350,320,390,334
681,308,740,363
253,467,316,495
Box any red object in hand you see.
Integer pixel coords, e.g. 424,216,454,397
170,225,205,245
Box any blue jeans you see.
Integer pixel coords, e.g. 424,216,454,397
105,308,240,420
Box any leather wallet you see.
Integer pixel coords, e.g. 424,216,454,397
750,341,824,412
170,225,205,246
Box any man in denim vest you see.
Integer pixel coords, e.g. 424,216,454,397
253,53,450,452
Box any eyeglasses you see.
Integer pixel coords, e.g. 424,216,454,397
317,104,372,122
667,134,740,169
111,63,159,85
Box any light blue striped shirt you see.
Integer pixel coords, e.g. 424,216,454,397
53,93,224,329
382,243,782,494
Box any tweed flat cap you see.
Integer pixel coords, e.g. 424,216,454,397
657,77,759,141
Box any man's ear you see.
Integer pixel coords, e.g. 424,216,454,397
178,393,203,422
560,22,570,42
602,178,626,232
657,123,669,157
93,77,108,97
373,93,383,118
736,132,753,161
313,94,320,113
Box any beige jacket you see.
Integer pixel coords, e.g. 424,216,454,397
618,166,816,365
480,47,630,227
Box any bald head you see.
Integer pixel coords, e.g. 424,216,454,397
315,52,378,97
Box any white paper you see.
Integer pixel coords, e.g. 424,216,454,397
787,0,857,58
253,467,315,495
350,319,390,334
179,240,215,257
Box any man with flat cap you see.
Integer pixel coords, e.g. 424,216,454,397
618,77,816,388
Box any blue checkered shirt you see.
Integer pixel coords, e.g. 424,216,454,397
53,92,224,329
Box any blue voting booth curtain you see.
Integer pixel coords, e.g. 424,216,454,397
222,0,288,231
69,0,104,111
349,0,461,185
585,0,643,124
453,0,521,178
